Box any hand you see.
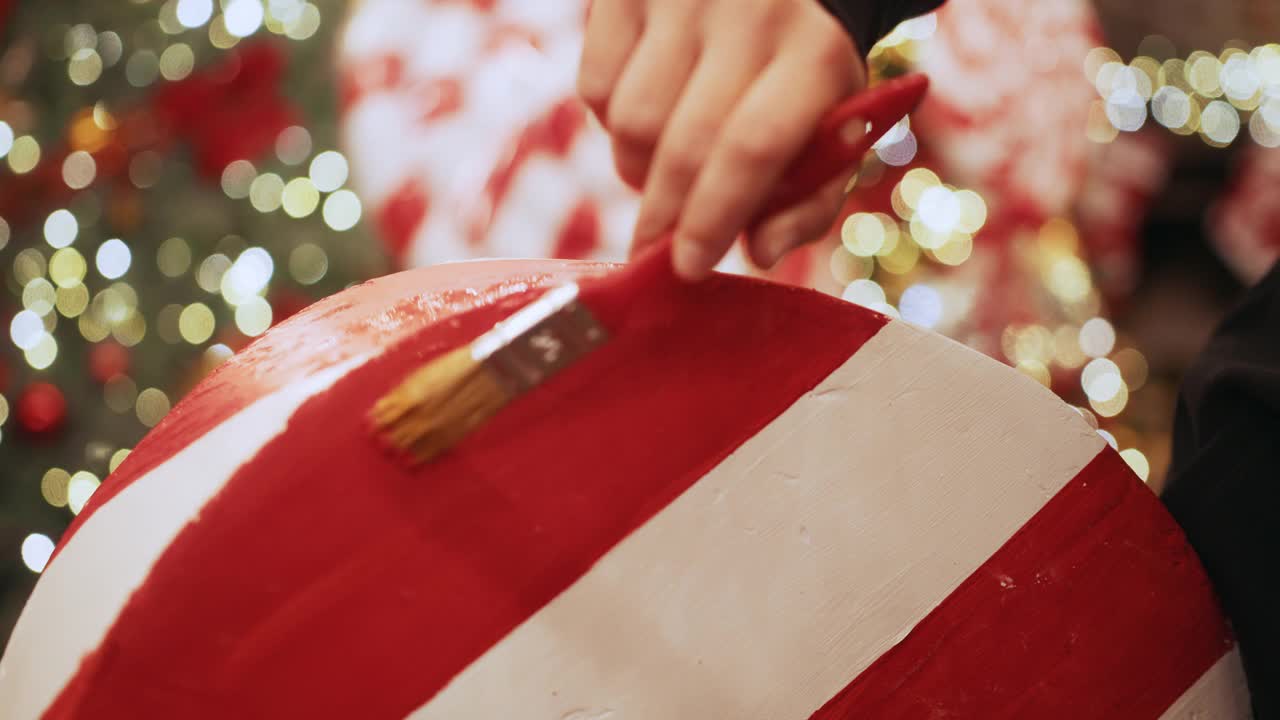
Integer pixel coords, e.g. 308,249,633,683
577,0,866,280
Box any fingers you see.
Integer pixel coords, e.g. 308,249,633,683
576,0,644,119
628,31,770,259
603,3,701,189
745,173,851,269
672,29,862,280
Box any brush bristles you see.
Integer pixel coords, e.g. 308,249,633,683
369,345,514,464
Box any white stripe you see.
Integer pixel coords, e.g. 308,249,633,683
408,320,1105,718
0,359,367,720
1159,648,1253,720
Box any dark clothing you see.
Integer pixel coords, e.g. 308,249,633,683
819,2,1277,715
1164,260,1280,719
820,0,946,55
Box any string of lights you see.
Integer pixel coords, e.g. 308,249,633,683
0,0,379,587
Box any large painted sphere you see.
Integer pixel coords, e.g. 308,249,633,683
0,259,1248,719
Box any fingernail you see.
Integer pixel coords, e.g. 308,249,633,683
672,235,711,281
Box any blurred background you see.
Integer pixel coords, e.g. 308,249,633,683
0,0,1276,646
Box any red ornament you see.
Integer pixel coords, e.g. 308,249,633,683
17,382,67,438
151,42,300,179
0,258,1243,717
88,342,131,384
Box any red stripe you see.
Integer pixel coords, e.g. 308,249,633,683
52,259,614,562
811,449,1234,720
46,268,886,718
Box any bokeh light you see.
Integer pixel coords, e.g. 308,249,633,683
44,209,78,248
235,297,273,336
1119,448,1151,483
159,43,195,81
15,249,48,286
176,0,214,28
1078,317,1116,358
126,50,160,87
68,48,103,85
221,247,274,305
7,136,40,174
322,189,362,231
10,310,45,350
1200,100,1240,145
40,468,71,508
23,279,57,317
0,121,13,158
276,126,312,165
25,334,58,370
282,177,320,218
224,0,265,37
899,284,943,329
136,388,172,427
249,172,285,212
196,253,233,292
842,279,887,308
96,239,132,279
49,248,88,288
21,534,55,574
104,376,138,414
309,150,349,192
56,284,90,318
1082,358,1124,402
221,160,257,199
67,471,101,515
109,449,132,473
179,302,216,344
158,237,193,277
288,243,328,285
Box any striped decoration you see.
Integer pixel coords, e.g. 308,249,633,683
0,259,1249,719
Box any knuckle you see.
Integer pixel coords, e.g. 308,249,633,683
576,72,611,111
613,152,649,189
738,0,790,32
607,107,662,149
800,208,840,241
660,144,704,183
809,30,860,81
678,222,720,251
725,125,786,167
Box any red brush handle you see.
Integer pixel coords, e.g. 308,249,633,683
758,73,929,218
630,73,929,277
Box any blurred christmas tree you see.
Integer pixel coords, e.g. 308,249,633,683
0,0,386,642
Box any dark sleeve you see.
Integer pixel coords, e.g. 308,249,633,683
1161,259,1280,719
817,0,946,55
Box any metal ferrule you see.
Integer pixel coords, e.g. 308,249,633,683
471,282,609,397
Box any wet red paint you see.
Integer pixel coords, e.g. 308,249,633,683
46,259,885,718
54,259,616,559
811,449,1234,719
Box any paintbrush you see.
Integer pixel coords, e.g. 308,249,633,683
369,73,930,465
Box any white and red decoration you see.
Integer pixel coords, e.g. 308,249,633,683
0,258,1248,718
336,0,826,285
915,0,1101,220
